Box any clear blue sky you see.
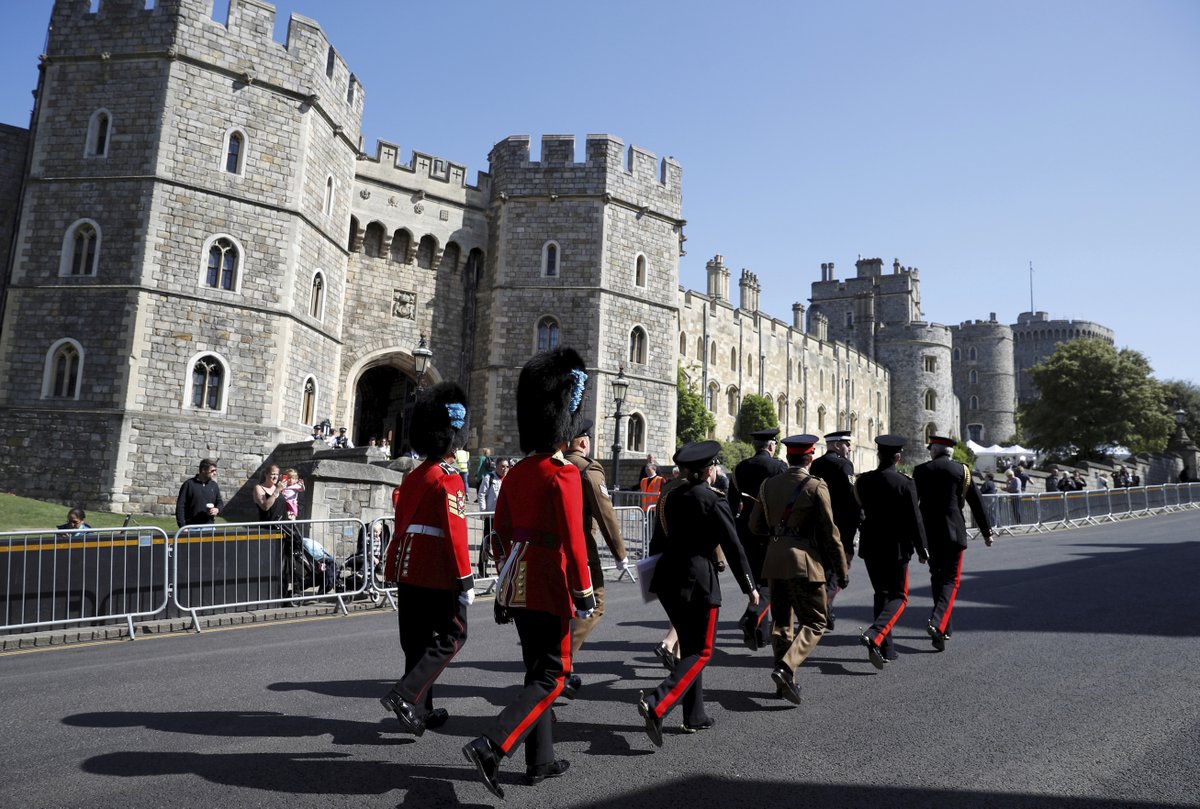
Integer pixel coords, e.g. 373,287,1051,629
3,0,1197,384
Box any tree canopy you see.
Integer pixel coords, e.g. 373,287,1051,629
735,393,778,443
1161,379,1200,445
675,366,715,446
1020,340,1173,460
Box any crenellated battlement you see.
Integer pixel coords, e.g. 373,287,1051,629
357,140,491,206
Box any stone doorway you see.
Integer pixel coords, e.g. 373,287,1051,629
353,365,418,458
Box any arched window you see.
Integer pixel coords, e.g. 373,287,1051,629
301,376,317,425
696,337,704,359
727,386,739,416
187,353,227,411
953,347,962,361
707,382,719,413
845,311,853,328
778,395,787,422
969,395,979,411
817,405,827,432
204,236,240,290
634,254,647,287
629,327,648,365
223,128,246,175
868,417,875,435
968,346,978,361
309,272,325,319
363,222,385,258
542,241,560,277
925,423,938,444
441,242,461,273
347,216,361,252
537,316,560,352
390,229,411,263
323,176,335,215
730,347,737,372
820,368,825,391
968,369,978,384
795,400,804,424
416,235,437,269
85,109,110,157
850,412,859,434
42,339,83,399
60,220,100,276
968,424,983,442
325,46,336,78
748,355,754,379
709,341,717,366
679,332,687,356
924,389,937,410
626,413,646,453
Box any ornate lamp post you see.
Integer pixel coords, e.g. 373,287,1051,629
610,367,630,493
402,333,434,456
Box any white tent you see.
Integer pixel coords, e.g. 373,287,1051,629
967,440,1036,472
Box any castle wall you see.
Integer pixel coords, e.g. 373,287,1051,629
0,125,31,289
1012,311,1115,404
951,318,1017,444
873,322,957,446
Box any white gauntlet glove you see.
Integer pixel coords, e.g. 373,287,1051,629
615,557,629,572
459,589,476,606
574,609,594,619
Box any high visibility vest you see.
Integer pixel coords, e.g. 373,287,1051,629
639,475,664,510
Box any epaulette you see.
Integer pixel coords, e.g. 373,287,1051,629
439,461,457,475
549,450,567,466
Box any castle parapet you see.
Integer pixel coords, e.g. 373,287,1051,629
358,140,490,206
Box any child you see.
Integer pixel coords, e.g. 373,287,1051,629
281,468,305,520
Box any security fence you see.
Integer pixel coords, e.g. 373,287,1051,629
980,483,1200,534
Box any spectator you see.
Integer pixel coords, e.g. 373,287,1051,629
980,472,997,494
477,458,509,513
176,459,223,528
253,465,289,523
310,424,323,442
57,508,92,531
1045,469,1061,492
1071,470,1087,491
1014,465,1031,492
454,447,470,494
1097,472,1110,490
711,463,730,496
639,453,657,480
474,449,494,488
333,427,353,449
639,463,665,511
1131,471,1141,487
280,468,305,520
1004,469,1023,524
670,466,681,480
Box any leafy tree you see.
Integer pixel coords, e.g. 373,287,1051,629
1161,379,1200,444
735,394,778,443
1020,340,1173,460
675,366,714,446
952,440,975,468
719,440,755,470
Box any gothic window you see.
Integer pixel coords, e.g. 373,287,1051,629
707,382,719,413
417,235,437,269
778,395,787,422
363,222,385,258
536,316,560,352
729,347,737,372
923,355,937,373
390,229,411,263
679,332,687,356
85,109,110,157
924,422,938,444
542,241,559,277
968,369,978,384
347,75,358,105
42,339,83,399
924,389,937,410
817,405,827,432
727,386,738,416
347,216,360,252
626,413,646,453
187,353,227,411
795,400,804,424
302,377,317,425
969,395,979,410
635,254,647,287
748,355,754,378
629,327,648,365
467,248,485,286
709,341,717,366
441,242,461,273
968,424,983,443
850,412,859,434
969,346,978,361
223,129,246,175
309,272,325,319
323,176,335,215
204,236,240,291
60,220,100,277
954,347,962,361
845,311,853,328
696,337,704,360
820,368,825,392
325,46,336,78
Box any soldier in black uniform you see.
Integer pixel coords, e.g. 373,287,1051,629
728,427,787,650
854,435,927,670
912,434,994,652
808,430,862,630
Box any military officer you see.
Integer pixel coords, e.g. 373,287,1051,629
380,382,474,736
562,418,630,698
809,429,862,630
462,347,596,799
912,434,994,652
728,427,788,650
749,435,847,704
854,435,928,670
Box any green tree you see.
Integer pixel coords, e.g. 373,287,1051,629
675,366,715,446
719,440,755,470
1161,379,1200,444
735,393,778,443
1020,340,1173,460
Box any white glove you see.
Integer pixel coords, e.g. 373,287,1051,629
459,589,476,606
615,557,629,572
574,609,594,619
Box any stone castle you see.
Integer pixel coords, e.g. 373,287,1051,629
0,0,1115,513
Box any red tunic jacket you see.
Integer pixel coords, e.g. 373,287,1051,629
384,458,473,591
494,452,595,619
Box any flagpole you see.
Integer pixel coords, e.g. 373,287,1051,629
1029,261,1034,312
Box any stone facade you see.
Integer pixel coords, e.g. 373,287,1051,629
1011,311,1115,404
950,315,1017,445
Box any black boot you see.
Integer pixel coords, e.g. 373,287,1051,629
462,736,505,799
526,759,570,785
380,690,425,736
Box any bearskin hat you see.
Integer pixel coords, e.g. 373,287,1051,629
517,347,588,453
410,382,468,459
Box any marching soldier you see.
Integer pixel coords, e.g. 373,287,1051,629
462,348,596,799
380,383,474,736
809,430,862,630
912,435,994,652
728,427,788,650
562,418,630,698
749,435,848,704
854,435,928,670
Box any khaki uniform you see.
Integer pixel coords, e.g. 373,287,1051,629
749,467,847,674
564,449,627,656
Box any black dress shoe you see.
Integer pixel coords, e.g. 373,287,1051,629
380,691,425,736
638,691,663,748
424,708,449,730
653,643,677,672
562,673,582,700
462,737,504,799
525,759,570,785
927,622,947,652
738,615,760,651
827,612,836,631
859,632,885,671
883,649,899,663
771,667,802,705
680,717,716,733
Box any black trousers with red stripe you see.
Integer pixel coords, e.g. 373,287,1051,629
485,608,570,768
647,594,718,728
928,545,964,636
393,584,468,714
862,557,909,657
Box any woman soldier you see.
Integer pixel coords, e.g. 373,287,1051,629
639,440,759,746
380,382,475,736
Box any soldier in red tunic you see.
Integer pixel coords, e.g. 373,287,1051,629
380,382,474,736
463,347,596,799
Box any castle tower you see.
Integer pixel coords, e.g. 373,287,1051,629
873,322,958,445
0,0,362,510
478,135,683,485
1011,311,1115,405
706,254,730,302
950,315,1017,444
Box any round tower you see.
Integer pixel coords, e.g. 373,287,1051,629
873,322,957,446
1011,311,1115,405
951,316,1016,444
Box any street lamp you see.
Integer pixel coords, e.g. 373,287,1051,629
610,367,630,493
402,333,434,456
413,332,433,388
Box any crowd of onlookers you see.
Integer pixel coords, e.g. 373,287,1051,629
978,463,1141,495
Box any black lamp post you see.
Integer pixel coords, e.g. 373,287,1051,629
610,367,630,493
402,333,434,456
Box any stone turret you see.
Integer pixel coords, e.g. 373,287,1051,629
792,302,805,331
951,315,1017,444
706,255,730,302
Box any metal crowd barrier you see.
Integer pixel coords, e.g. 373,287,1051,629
981,483,1200,535
0,526,171,638
172,518,366,632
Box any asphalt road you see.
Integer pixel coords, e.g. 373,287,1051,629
2,512,1198,809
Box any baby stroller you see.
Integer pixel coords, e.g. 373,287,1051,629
341,521,389,604
282,526,338,596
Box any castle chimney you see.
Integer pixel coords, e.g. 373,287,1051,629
893,258,901,274
808,310,829,342
706,255,730,302
820,262,828,281
792,302,805,330
739,269,760,312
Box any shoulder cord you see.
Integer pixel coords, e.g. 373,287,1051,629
775,477,817,535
